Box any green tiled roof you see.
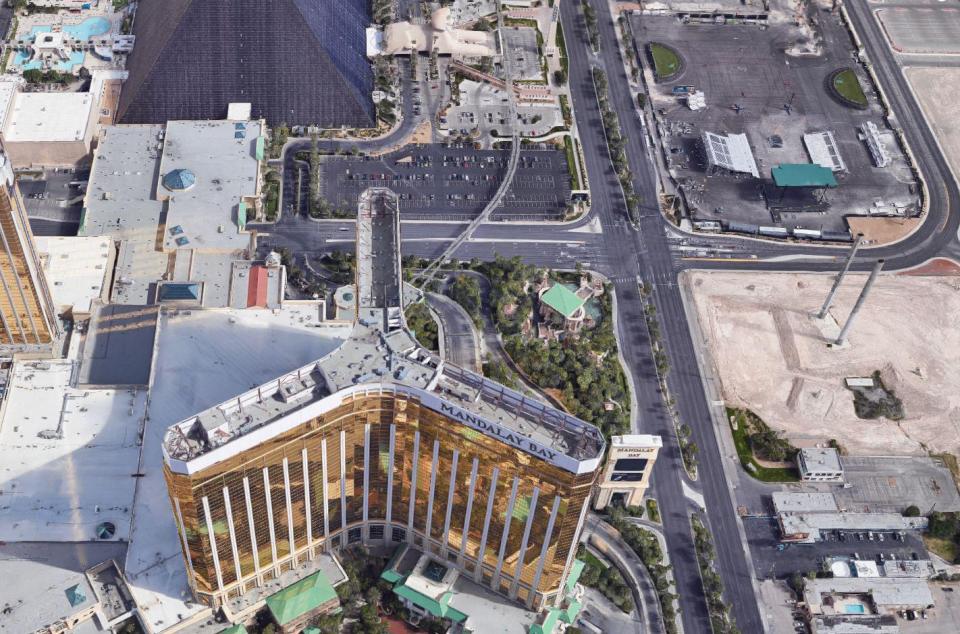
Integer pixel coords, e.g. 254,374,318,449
771,163,837,188
380,569,405,584
540,284,586,318
393,584,467,623
529,608,561,634
265,570,338,625
218,625,248,634
565,559,586,594
560,598,582,624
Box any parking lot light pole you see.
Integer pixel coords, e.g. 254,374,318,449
818,232,864,319
835,259,884,346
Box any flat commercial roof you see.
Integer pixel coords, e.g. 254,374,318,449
0,359,145,541
772,492,840,514
77,304,159,386
800,447,844,472
35,235,111,314
158,119,262,251
0,546,99,633
805,577,934,609
4,91,94,142
81,124,165,241
780,512,927,537
772,163,838,188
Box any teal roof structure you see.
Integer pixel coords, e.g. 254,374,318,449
163,168,197,191
64,584,87,608
565,559,586,594
530,608,561,634
265,570,338,625
541,284,587,319
158,283,201,302
218,625,248,634
771,164,837,188
392,584,467,623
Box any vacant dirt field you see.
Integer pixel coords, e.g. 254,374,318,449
905,67,960,188
684,271,960,457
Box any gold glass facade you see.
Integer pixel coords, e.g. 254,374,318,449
165,390,597,611
0,178,56,347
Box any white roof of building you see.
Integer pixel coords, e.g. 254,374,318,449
0,548,99,633
0,359,145,542
81,124,165,241
799,447,844,472
854,560,881,578
806,577,933,609
4,91,94,142
0,76,22,129
226,102,252,120
702,132,759,178
612,434,663,448
35,236,110,314
780,512,927,537
772,492,841,514
158,119,262,250
804,131,847,173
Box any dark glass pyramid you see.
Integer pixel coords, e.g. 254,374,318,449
118,0,374,127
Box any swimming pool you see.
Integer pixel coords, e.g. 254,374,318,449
844,604,866,614
14,16,111,72
23,16,112,43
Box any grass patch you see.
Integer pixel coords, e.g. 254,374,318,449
504,17,539,30
559,94,572,128
563,135,580,191
832,68,868,107
648,42,681,81
924,535,958,563
581,549,609,571
727,408,801,482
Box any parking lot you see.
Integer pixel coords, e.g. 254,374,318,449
18,169,87,236
835,456,960,514
746,517,928,580
318,145,571,220
502,26,543,81
631,10,918,234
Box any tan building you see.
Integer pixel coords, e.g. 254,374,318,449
0,148,58,352
162,190,606,614
593,434,662,510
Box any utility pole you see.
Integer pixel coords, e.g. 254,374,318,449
818,233,864,319
835,259,884,346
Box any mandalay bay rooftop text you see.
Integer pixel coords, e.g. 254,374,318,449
161,189,606,615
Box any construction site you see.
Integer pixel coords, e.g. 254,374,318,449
683,268,960,457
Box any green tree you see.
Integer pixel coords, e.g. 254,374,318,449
447,275,482,324
903,505,921,517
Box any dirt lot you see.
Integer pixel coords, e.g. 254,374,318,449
905,67,960,188
684,271,960,457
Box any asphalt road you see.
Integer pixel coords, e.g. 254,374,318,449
585,514,663,634
425,291,482,372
